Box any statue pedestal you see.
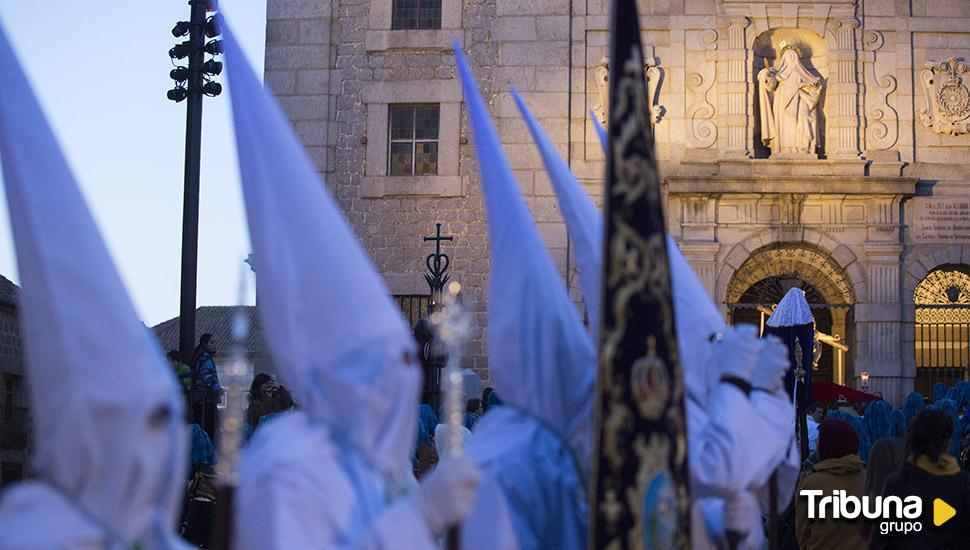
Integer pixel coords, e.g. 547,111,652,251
770,152,818,161
680,158,868,178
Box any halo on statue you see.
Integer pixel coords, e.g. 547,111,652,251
753,27,827,60
775,39,809,60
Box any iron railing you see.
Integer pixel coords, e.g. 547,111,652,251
915,304,970,396
0,403,29,451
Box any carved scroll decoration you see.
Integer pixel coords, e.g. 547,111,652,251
685,29,717,149
593,57,610,126
864,31,899,150
645,58,666,124
591,56,666,126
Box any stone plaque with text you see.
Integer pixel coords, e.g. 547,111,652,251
913,199,970,242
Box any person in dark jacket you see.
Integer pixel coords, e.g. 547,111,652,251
796,419,868,550
858,436,905,540
190,333,223,443
463,398,482,430
870,408,970,549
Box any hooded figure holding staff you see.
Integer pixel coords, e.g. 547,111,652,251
219,15,481,549
527,86,795,549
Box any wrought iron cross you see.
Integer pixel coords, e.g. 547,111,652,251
424,223,453,297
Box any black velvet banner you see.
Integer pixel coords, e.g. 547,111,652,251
588,0,691,547
763,322,815,405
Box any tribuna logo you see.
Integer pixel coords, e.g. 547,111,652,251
800,490,924,534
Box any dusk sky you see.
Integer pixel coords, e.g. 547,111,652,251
0,1,267,325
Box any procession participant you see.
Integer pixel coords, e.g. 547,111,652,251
455,43,595,550
221,18,481,549
513,84,794,548
0,22,189,548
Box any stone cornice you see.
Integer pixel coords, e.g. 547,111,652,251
664,175,917,196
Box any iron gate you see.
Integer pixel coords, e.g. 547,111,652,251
915,304,970,396
395,294,432,327
394,294,442,409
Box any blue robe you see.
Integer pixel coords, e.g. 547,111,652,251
461,406,586,550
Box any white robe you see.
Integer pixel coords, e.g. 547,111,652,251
0,482,132,550
237,413,436,550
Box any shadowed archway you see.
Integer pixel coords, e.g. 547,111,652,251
726,243,855,384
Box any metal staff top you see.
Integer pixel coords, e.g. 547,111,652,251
216,260,253,484
431,281,472,457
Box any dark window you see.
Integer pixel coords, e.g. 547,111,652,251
391,0,442,30
388,104,440,176
1,374,28,451
1,462,23,487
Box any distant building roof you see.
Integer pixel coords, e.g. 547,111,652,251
152,306,267,358
0,274,18,307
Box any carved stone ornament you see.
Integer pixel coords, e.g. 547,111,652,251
592,57,610,125
591,56,665,126
919,57,970,136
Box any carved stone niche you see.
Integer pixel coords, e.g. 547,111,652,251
919,57,970,136
591,56,665,126
752,27,829,159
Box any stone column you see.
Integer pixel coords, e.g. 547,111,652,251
858,242,905,404
826,17,862,159
680,241,722,312
718,17,750,158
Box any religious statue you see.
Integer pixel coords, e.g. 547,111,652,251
758,47,824,156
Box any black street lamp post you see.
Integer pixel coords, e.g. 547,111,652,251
169,0,222,364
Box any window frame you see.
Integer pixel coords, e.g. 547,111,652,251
388,103,441,177
366,0,460,52
390,0,443,31
363,79,462,198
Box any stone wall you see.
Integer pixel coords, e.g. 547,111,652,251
263,0,970,400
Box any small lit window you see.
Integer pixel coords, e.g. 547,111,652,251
388,104,439,176
391,0,442,30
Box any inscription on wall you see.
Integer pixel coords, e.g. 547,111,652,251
914,200,970,241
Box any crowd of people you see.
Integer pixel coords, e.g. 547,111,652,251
792,385,970,549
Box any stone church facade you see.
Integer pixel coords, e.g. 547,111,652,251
264,0,970,405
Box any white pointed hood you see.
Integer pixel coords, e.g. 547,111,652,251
766,287,813,327
222,19,420,478
590,113,609,154
0,22,187,546
513,90,602,336
514,93,726,408
456,44,596,466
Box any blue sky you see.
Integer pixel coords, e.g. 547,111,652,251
0,1,266,325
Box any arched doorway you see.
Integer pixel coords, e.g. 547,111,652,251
725,244,855,384
914,265,970,397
